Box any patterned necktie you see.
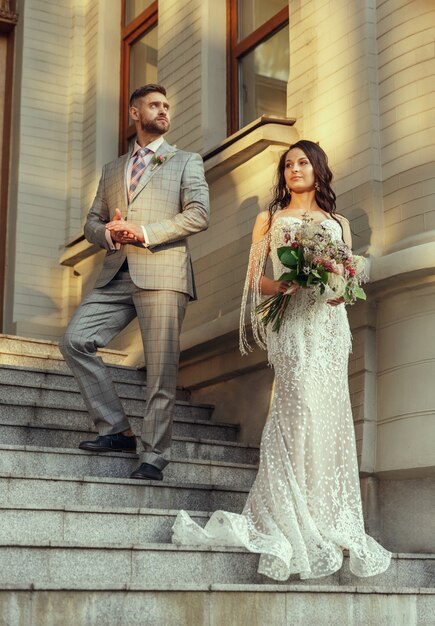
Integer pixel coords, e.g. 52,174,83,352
128,147,151,201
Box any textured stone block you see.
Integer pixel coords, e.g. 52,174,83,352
0,423,257,463
0,507,209,545
0,445,258,487
0,474,249,512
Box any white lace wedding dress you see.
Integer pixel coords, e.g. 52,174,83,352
172,216,391,581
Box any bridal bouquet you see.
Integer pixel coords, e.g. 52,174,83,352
256,220,368,332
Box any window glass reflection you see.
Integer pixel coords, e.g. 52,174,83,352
238,0,287,40
129,25,158,112
239,24,289,127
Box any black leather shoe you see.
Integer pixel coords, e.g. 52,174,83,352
130,462,163,481
79,433,137,453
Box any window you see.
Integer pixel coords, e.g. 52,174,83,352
227,0,289,134
120,1,158,154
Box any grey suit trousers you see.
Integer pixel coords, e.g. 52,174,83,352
59,268,188,470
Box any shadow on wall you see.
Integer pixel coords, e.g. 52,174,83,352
237,195,262,235
13,284,62,339
346,207,373,256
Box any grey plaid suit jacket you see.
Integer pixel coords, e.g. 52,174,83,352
84,140,210,300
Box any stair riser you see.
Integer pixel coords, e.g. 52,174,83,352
0,407,237,441
0,375,182,401
0,386,212,420
0,449,257,488
0,477,247,514
0,509,207,545
0,589,432,626
0,548,432,588
173,420,237,441
0,364,149,388
0,354,123,372
0,384,146,415
0,548,317,586
0,425,259,464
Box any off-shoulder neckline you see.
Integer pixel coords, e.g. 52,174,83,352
273,215,340,227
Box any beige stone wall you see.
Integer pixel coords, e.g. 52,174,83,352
378,0,435,250
8,0,74,338
375,279,435,476
373,0,435,476
287,0,384,252
4,0,120,339
158,0,203,153
158,0,226,154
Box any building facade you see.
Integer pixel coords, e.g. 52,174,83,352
1,0,434,552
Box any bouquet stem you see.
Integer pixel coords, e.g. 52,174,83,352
257,293,292,332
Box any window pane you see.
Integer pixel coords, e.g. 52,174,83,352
239,24,289,128
238,0,287,40
129,26,158,98
125,0,155,25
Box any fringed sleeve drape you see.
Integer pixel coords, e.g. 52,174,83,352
239,233,271,355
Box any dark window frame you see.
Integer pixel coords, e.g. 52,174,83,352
0,0,19,331
226,0,289,135
119,1,158,155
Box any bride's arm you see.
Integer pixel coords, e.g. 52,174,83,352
336,214,352,249
251,212,295,296
328,214,353,306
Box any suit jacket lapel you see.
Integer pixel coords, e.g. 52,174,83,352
121,151,132,214
129,140,175,203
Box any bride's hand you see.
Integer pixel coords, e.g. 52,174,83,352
275,281,299,295
327,296,345,306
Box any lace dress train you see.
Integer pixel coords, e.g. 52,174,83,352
172,217,391,581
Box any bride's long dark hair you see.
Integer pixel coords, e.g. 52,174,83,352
267,140,337,228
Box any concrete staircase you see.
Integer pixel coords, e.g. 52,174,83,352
0,336,434,626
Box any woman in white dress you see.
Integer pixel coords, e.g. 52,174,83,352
172,140,391,581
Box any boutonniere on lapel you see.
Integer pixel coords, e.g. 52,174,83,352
151,148,177,171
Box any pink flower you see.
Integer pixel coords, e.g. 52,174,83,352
151,149,177,170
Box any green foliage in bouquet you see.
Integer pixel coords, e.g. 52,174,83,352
256,225,367,333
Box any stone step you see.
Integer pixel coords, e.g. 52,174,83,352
0,406,238,441
0,381,212,420
0,363,191,400
0,505,209,545
0,333,127,367
0,473,249,511
0,445,258,488
0,584,432,626
0,540,431,589
0,421,260,464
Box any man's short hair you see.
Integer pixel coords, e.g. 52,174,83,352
129,84,167,107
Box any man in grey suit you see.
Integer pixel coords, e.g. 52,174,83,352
59,84,209,481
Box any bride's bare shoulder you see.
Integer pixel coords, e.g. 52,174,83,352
334,213,349,224
254,210,270,226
